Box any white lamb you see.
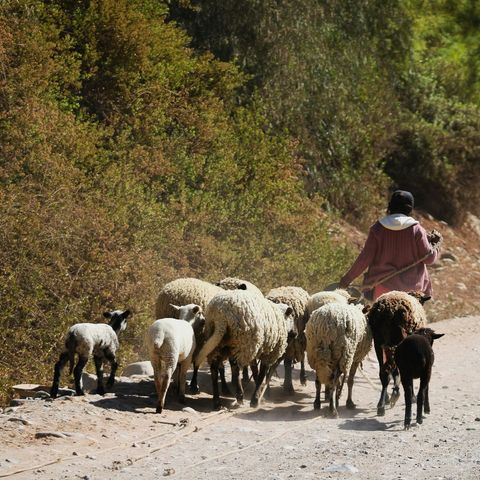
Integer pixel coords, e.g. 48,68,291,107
50,309,130,398
146,304,202,413
195,290,293,409
306,302,372,416
154,277,231,394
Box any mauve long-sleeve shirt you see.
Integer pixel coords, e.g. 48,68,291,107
340,214,439,296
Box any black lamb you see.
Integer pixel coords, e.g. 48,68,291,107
390,327,444,430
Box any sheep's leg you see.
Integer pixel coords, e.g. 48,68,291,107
51,351,69,399
389,367,401,407
256,361,279,406
324,385,331,402
375,343,390,416
300,354,307,386
242,365,250,384
329,369,340,417
282,357,295,394
156,367,173,414
402,378,414,430
73,356,88,396
424,383,430,415
104,350,118,388
152,364,162,411
336,372,346,404
211,359,222,410
177,359,190,404
417,371,431,424
220,361,232,396
250,361,259,383
93,355,105,395
250,362,269,407
314,375,321,410
173,365,180,394
229,360,244,405
346,362,359,409
189,365,200,394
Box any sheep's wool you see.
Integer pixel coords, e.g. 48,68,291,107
266,286,310,333
67,323,119,358
155,278,223,319
307,289,350,316
216,277,264,297
306,302,371,385
196,290,289,368
372,290,427,331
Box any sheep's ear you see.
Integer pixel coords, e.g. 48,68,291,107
169,304,181,312
123,310,131,318
103,312,112,319
192,305,200,314
420,295,432,304
238,283,247,290
432,333,444,340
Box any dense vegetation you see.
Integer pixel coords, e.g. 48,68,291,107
1,0,479,404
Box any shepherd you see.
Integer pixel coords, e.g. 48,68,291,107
339,190,442,301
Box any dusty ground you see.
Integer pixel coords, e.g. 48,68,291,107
1,314,479,480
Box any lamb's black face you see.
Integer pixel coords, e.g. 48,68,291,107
414,327,445,345
104,309,130,332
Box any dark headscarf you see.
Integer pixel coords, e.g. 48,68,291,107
388,190,414,215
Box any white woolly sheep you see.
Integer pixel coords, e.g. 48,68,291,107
305,302,371,416
367,290,430,416
195,290,293,409
154,277,231,394
266,286,310,392
50,309,130,398
155,277,222,319
306,289,350,316
147,303,202,413
216,276,265,382
216,277,264,297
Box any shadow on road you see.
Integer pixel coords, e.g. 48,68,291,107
338,417,401,431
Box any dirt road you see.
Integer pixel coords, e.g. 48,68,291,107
1,315,479,480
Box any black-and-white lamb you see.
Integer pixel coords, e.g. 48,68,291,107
50,309,130,398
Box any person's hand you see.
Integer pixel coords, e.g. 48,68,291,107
427,229,443,249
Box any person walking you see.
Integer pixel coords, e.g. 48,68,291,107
339,190,442,301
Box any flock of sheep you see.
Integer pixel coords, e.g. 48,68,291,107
50,277,444,430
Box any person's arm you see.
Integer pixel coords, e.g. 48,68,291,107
415,226,440,265
340,228,378,287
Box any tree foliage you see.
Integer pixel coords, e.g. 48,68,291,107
1,0,479,405
0,0,352,404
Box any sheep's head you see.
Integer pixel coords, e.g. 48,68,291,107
170,303,205,326
413,327,445,345
407,291,431,305
104,309,130,333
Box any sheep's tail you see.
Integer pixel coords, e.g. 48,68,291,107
195,321,226,368
66,333,77,375
152,328,166,351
